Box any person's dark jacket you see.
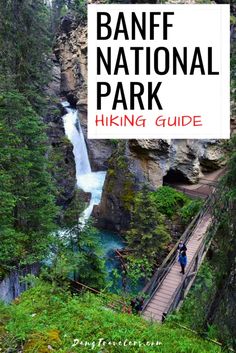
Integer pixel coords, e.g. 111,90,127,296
178,253,187,266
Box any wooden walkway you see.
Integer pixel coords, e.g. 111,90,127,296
165,168,225,200
142,211,212,322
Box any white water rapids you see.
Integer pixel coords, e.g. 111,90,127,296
61,102,106,225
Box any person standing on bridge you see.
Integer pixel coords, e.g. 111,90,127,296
179,251,187,274
176,241,187,261
178,241,187,253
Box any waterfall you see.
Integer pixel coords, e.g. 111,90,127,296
62,102,91,177
61,102,106,224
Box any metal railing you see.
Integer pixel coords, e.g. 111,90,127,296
141,192,216,314
163,221,214,320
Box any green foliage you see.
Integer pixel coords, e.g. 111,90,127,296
0,91,58,270
61,189,85,228
0,281,222,353
72,222,107,289
44,222,107,290
230,15,236,25
195,0,212,3
51,0,87,24
51,0,69,32
0,0,51,112
73,0,87,17
222,136,236,202
150,186,189,218
172,262,217,331
180,199,203,225
175,137,236,349
231,36,236,117
125,256,153,292
109,139,119,146
124,186,202,287
110,256,152,295
125,186,171,267
150,186,202,226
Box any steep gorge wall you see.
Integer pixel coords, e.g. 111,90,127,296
54,8,227,231
54,15,115,171
96,138,226,231
44,56,77,210
0,264,39,303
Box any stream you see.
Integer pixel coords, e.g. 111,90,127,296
61,102,124,286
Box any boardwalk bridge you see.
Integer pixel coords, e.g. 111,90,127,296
141,190,218,322
71,169,224,323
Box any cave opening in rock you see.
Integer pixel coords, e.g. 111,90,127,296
163,169,190,185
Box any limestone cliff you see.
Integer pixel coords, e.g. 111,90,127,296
44,55,76,210
54,14,115,171
54,8,227,231
96,139,226,231
44,104,76,210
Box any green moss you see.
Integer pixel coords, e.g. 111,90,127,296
231,15,236,25
117,154,127,169
106,177,115,193
121,178,136,211
107,168,115,177
106,143,136,211
60,135,71,146
0,281,222,353
23,330,61,353
109,139,119,146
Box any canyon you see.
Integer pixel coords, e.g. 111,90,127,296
54,12,227,232
0,0,235,350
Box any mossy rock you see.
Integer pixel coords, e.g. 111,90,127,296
23,329,61,353
121,178,136,210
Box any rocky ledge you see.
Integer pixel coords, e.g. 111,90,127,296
54,14,115,171
54,9,228,231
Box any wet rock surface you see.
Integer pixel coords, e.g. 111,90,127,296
44,103,77,209
55,15,115,170
44,58,77,210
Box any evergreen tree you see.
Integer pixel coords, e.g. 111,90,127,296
74,222,107,289
125,185,171,266
0,92,58,271
49,222,107,290
51,0,69,33
0,0,51,112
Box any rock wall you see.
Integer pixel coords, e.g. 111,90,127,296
0,264,40,303
55,15,115,171
94,142,137,231
129,139,226,185
44,104,76,210
54,8,227,231
44,56,77,210
95,138,226,231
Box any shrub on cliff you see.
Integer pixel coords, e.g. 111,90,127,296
151,186,203,225
150,186,188,218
